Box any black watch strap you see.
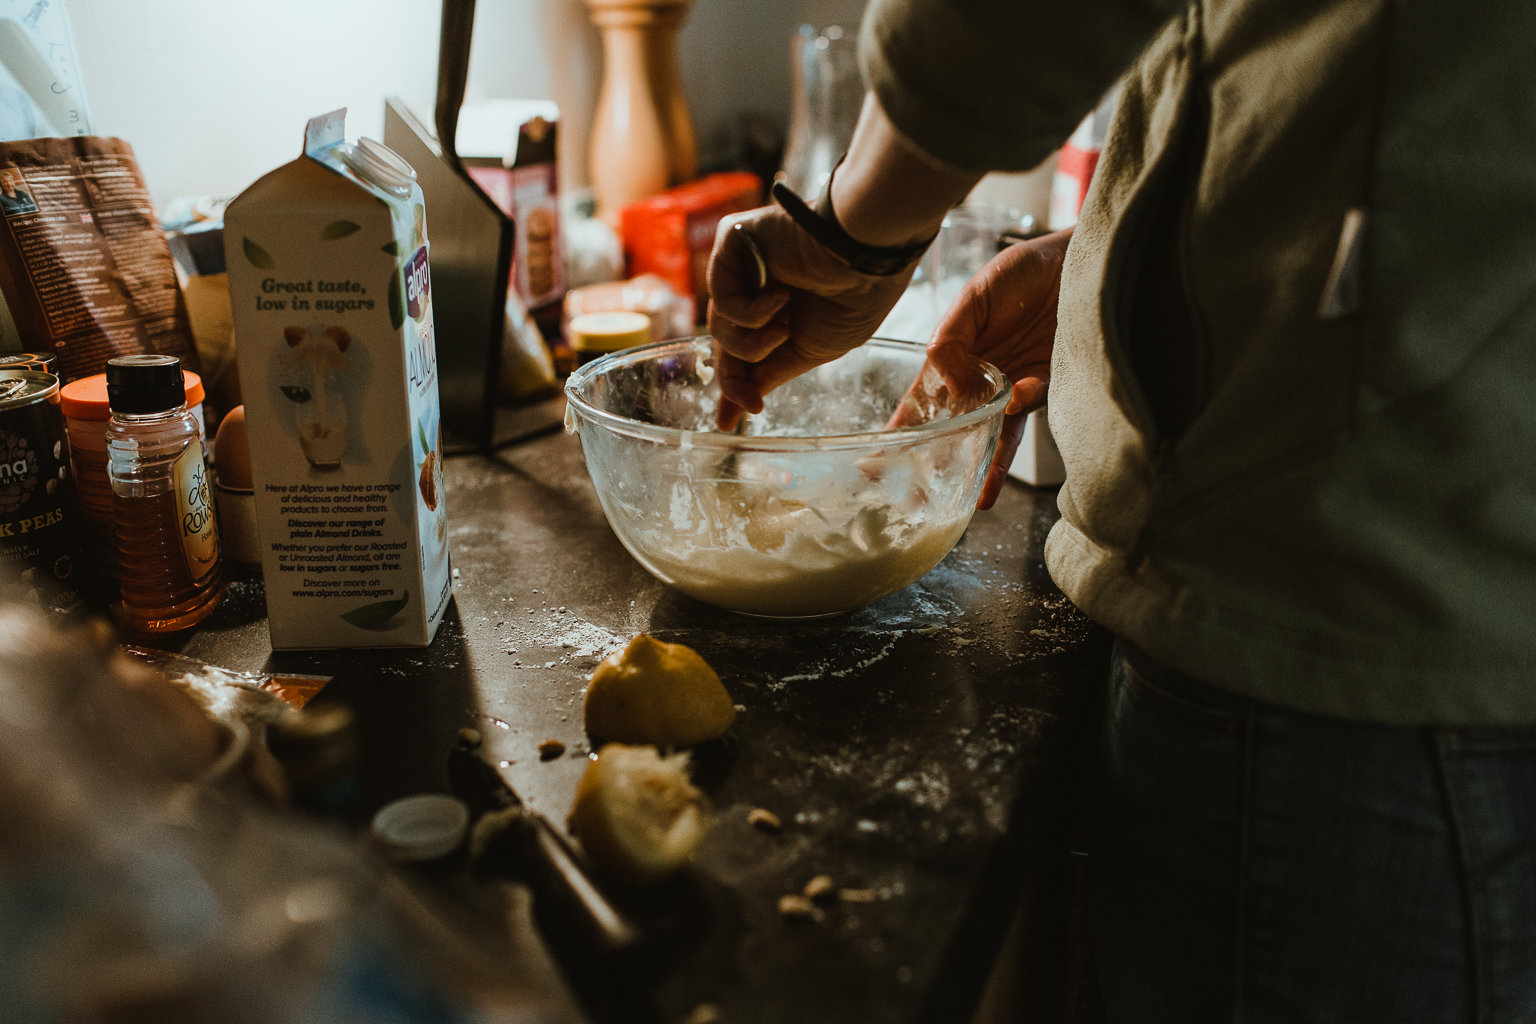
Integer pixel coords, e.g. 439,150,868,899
771,175,933,277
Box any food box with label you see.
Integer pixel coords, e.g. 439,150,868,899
620,172,760,323
456,99,564,317
223,109,451,649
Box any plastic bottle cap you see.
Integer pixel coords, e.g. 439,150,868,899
107,355,186,414
337,137,416,198
370,793,469,862
64,368,204,420
569,311,651,354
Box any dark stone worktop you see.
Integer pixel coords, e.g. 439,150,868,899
172,424,1109,1024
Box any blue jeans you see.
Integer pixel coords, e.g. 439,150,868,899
1090,640,1536,1024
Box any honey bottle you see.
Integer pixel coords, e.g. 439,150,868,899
106,355,224,632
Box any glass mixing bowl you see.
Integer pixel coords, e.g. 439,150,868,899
564,337,1009,619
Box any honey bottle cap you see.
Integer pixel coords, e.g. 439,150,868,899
106,355,185,414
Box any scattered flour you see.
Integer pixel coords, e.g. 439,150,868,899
505,610,626,662
770,631,905,686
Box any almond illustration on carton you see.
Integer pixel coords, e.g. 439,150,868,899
417,412,443,513
419,449,438,511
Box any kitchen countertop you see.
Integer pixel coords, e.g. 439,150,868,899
166,420,1109,1024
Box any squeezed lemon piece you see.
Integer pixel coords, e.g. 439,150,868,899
567,743,710,885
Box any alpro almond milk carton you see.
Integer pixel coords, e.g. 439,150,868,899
224,110,450,648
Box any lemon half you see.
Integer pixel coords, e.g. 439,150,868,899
584,634,735,746
567,743,710,885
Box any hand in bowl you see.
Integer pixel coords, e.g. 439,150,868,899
889,228,1073,510
706,204,914,430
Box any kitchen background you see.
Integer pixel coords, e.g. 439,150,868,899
66,0,1050,216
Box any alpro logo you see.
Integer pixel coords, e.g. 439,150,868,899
0,429,37,515
405,245,430,321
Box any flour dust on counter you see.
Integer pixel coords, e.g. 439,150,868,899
224,110,451,649
510,604,627,664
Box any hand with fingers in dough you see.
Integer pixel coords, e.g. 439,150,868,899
893,228,1072,511
706,206,916,429
706,93,983,430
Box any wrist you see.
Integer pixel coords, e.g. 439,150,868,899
773,172,933,277
828,157,950,249
827,92,981,248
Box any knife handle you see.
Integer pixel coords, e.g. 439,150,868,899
451,744,639,955
524,812,640,954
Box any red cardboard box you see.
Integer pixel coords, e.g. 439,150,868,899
620,172,761,323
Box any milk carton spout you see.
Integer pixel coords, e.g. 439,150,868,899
304,108,347,158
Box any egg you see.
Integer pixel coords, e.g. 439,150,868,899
214,405,253,490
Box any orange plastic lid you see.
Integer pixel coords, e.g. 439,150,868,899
62,369,206,420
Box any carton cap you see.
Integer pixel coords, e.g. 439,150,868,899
370,794,469,862
335,138,416,197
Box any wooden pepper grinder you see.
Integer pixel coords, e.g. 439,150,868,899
586,0,698,223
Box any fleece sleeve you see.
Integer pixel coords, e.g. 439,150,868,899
859,0,1184,173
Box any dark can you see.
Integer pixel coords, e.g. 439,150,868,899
0,352,57,375
0,370,86,613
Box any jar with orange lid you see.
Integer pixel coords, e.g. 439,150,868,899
105,355,223,633
62,369,206,576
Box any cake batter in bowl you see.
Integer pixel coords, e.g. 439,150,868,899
565,337,1009,619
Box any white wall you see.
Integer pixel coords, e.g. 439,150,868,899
459,0,601,193
67,0,868,211
70,0,442,208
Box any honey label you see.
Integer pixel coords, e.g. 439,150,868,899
173,443,218,582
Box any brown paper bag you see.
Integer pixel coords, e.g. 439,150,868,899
0,136,199,383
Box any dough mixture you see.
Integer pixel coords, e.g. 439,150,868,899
622,469,968,618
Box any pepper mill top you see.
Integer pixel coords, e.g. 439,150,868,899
586,0,697,222
586,0,691,27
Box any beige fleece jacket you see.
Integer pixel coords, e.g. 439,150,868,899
862,0,1536,724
